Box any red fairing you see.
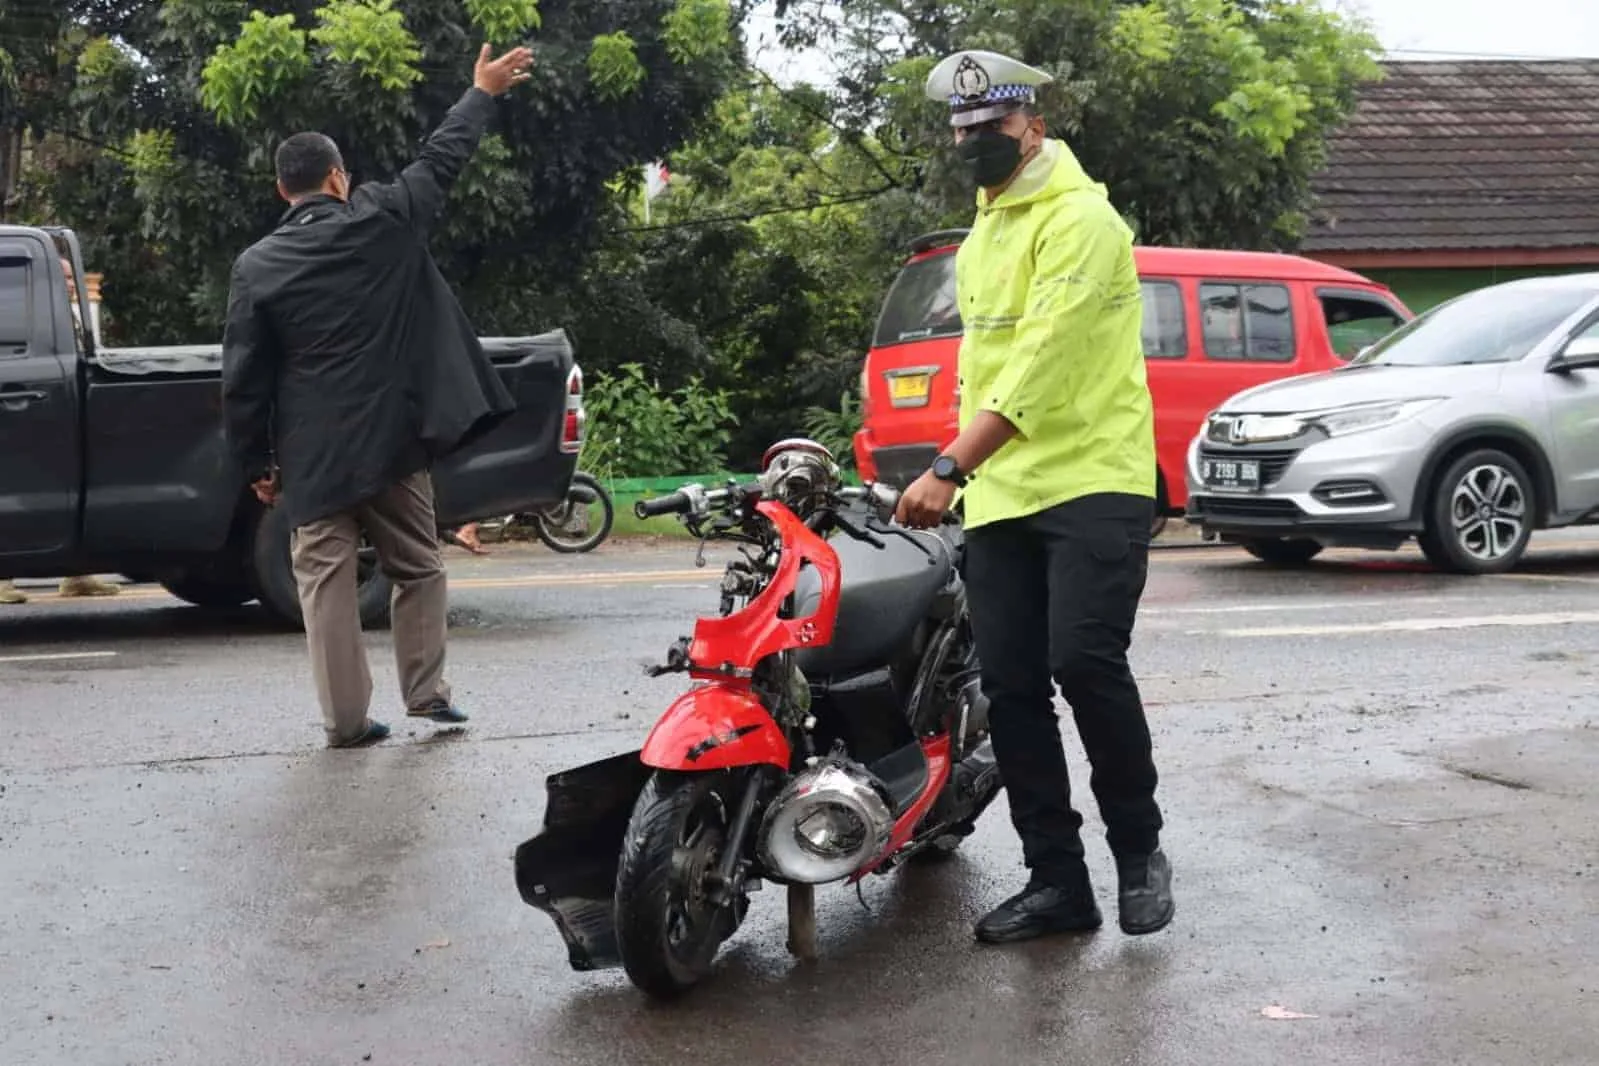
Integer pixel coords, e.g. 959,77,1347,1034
848,733,953,883
639,684,792,771
686,501,841,679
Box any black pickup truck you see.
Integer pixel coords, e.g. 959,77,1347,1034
1,225,584,628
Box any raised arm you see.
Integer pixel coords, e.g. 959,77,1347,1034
357,43,534,235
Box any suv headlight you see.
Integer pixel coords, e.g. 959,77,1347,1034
1311,398,1443,438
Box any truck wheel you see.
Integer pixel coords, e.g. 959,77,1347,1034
249,507,393,630
1240,537,1324,566
1417,448,1534,575
159,575,254,610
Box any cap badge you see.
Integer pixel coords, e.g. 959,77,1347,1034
952,56,991,101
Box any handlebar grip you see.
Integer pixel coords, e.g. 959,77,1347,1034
634,491,691,519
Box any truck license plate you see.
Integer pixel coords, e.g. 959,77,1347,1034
1202,457,1261,490
888,372,931,406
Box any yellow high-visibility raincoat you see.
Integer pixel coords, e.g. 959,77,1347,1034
954,137,1156,531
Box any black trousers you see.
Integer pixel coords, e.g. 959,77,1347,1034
963,491,1163,886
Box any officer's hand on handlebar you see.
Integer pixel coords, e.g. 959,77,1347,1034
895,470,956,529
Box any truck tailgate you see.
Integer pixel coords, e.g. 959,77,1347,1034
429,330,578,526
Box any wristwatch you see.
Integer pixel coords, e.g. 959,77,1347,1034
930,454,967,487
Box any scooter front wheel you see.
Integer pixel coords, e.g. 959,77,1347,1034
614,769,751,999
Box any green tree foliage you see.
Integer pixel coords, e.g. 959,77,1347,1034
774,0,1383,248
12,0,1382,477
578,76,923,465
18,0,737,346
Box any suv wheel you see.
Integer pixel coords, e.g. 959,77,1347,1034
1240,537,1323,566
1418,448,1534,574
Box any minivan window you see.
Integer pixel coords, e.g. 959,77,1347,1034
1199,282,1293,362
0,260,28,351
1141,279,1186,358
1318,290,1406,360
873,252,961,347
1351,285,1599,368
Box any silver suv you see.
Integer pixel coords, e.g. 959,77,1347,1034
1184,274,1599,574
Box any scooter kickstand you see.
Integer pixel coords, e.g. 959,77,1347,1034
786,883,817,963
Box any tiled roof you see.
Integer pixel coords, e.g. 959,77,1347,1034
1302,60,1599,253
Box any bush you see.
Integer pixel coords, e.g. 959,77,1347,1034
802,392,860,471
583,362,736,478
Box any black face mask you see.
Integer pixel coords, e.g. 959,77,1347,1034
959,128,1023,188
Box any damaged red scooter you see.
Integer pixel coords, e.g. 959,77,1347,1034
513,439,1002,999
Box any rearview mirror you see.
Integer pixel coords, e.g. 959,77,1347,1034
1554,334,1599,372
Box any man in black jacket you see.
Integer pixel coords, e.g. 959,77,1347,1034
221,44,532,748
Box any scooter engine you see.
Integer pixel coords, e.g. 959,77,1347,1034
757,759,896,884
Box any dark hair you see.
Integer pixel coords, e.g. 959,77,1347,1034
274,132,343,197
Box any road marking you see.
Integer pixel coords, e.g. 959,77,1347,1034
449,569,709,589
1149,595,1458,616
0,650,117,664
1493,572,1599,586
1212,610,1599,638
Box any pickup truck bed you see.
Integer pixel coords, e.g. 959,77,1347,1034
1,224,585,628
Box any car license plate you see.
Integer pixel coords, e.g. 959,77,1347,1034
1202,457,1261,491
888,372,931,406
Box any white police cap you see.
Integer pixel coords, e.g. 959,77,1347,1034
924,50,1053,128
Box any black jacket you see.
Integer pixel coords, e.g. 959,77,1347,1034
220,86,516,529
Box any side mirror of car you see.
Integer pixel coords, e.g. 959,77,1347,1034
1551,335,1599,373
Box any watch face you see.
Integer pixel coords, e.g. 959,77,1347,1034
933,456,959,480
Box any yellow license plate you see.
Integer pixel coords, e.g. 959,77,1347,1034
889,373,930,402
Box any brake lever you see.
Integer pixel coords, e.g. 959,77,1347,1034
831,511,886,549
864,518,937,560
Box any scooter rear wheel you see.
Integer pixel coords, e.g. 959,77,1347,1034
614,769,750,999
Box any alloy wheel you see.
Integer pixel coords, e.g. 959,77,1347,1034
1449,463,1526,562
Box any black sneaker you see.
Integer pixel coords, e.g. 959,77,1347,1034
975,873,1103,944
1116,848,1175,935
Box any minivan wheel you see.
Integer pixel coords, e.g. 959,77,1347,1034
1240,537,1323,566
1418,448,1534,575
1150,472,1170,540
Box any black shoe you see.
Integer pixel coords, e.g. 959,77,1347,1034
1116,848,1175,935
975,875,1103,944
329,720,391,749
408,699,469,724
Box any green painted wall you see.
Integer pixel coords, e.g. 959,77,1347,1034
1366,264,1599,314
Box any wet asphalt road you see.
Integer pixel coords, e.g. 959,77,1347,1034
4,532,1599,1065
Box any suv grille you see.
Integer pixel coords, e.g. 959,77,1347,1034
1197,446,1300,487
1192,497,1303,519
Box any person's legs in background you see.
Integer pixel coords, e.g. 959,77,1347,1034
292,510,386,748
358,470,465,724
59,575,120,597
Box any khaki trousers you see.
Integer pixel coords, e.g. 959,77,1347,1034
290,469,451,743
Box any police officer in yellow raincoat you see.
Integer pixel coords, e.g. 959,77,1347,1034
896,49,1174,944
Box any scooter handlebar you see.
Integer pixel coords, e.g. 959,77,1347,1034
634,480,903,523
836,482,901,523
634,490,692,519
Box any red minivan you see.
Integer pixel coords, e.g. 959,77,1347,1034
852,230,1414,528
